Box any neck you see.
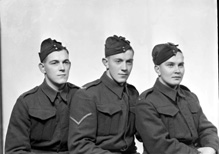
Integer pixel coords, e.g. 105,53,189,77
105,71,126,87
45,78,66,92
158,78,178,89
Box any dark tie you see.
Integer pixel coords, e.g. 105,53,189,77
123,86,129,104
55,93,65,122
123,86,130,128
55,92,62,106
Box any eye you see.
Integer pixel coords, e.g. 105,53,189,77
167,63,174,67
63,60,71,64
115,59,122,64
50,61,59,65
126,60,133,65
179,63,184,68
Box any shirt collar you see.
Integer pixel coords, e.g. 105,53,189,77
100,72,125,99
41,80,69,104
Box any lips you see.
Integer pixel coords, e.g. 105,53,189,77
120,74,128,77
172,76,181,79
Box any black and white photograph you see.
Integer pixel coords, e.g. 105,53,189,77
0,0,218,153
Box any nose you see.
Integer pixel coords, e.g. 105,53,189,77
59,63,65,71
121,62,127,71
174,65,180,73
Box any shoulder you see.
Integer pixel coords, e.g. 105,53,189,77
136,87,155,110
127,83,137,91
15,86,39,108
139,87,154,99
67,82,79,90
82,79,101,90
179,84,191,92
72,79,102,99
127,83,139,95
179,85,200,109
179,84,198,99
137,87,161,106
66,83,80,100
20,86,39,99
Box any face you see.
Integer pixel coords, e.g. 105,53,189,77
155,52,185,89
39,49,71,91
103,49,134,86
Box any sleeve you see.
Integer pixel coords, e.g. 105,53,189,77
135,97,200,154
68,89,118,154
194,95,219,153
5,96,32,154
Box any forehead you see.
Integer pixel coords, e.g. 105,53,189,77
108,49,134,59
46,49,69,60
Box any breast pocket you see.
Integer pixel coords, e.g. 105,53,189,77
157,106,179,136
29,108,56,141
188,101,200,128
97,104,122,136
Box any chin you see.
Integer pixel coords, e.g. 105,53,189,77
56,80,67,86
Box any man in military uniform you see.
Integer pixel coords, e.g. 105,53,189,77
5,38,79,154
68,35,139,154
135,42,219,154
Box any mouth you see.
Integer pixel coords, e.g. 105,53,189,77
119,74,129,78
172,76,181,79
58,74,66,77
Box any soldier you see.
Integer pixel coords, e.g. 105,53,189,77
5,38,79,154
136,42,219,154
68,35,139,154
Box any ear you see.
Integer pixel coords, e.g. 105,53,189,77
154,65,161,76
102,58,109,70
38,63,46,74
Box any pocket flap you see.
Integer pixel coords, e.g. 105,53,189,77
29,108,56,120
157,106,179,116
97,104,122,115
188,102,199,113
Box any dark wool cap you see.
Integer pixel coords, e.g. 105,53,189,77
152,42,182,65
105,35,133,57
39,38,68,62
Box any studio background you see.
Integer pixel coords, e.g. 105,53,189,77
0,0,218,153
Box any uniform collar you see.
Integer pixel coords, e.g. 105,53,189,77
41,80,69,104
154,78,178,102
177,86,186,98
100,72,125,99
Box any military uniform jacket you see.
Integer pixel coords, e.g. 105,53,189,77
68,72,139,154
136,79,219,154
5,80,79,154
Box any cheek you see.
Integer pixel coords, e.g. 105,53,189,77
160,69,171,78
109,63,118,71
45,68,56,76
65,65,71,72
127,64,133,70
109,67,117,75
